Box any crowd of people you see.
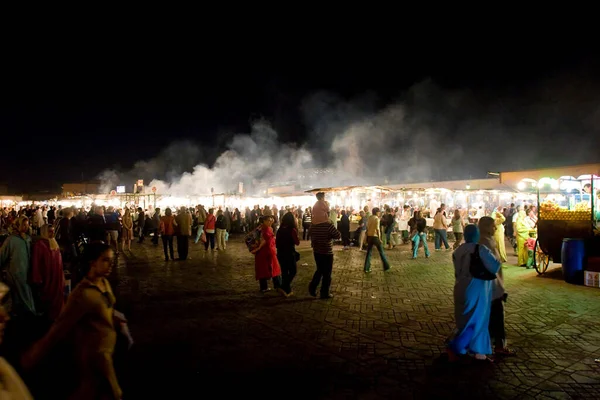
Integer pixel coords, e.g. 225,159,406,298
246,192,519,365
0,193,531,398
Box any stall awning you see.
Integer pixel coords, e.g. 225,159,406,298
0,196,23,202
499,163,600,189
304,186,361,194
304,185,394,194
387,178,509,191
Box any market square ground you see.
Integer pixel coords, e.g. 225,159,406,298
108,237,600,399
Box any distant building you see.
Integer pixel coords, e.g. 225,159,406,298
23,193,61,202
62,182,101,196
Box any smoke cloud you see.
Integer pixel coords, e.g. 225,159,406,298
99,74,600,196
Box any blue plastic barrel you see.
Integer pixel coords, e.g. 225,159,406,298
561,238,585,284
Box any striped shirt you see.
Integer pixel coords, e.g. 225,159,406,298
309,222,341,254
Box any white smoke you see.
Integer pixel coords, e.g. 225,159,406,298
100,119,314,196
99,76,600,196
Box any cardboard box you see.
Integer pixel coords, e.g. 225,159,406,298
584,271,599,288
586,257,600,272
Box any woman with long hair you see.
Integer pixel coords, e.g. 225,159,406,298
452,209,464,250
121,208,133,252
276,212,300,296
23,242,124,399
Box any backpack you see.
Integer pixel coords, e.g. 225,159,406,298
469,245,497,281
244,227,262,252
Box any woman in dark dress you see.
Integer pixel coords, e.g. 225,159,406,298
276,212,300,296
339,210,350,250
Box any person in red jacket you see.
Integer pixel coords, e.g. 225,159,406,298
203,209,216,251
251,216,283,294
159,208,177,261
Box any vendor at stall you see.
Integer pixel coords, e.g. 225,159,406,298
516,209,535,267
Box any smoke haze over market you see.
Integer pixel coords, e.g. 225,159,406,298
98,75,600,196
2,39,599,194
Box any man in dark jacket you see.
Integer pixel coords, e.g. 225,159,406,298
137,208,145,243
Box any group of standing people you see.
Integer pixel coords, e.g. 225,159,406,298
249,192,343,299
1,211,132,398
447,216,515,363
250,213,301,297
250,192,398,300
248,193,519,363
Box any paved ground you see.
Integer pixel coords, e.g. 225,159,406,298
111,236,600,399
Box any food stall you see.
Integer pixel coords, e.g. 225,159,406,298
388,178,534,240
304,185,396,233
500,164,600,276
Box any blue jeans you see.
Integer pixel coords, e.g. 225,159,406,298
412,232,430,258
194,224,204,243
385,223,395,245
434,229,450,249
364,237,391,272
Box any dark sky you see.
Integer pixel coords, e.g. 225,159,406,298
2,35,598,193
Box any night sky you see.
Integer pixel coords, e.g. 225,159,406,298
2,35,598,193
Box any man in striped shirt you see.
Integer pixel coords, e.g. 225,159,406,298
308,221,341,299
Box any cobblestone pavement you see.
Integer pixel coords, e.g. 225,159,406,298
112,237,600,399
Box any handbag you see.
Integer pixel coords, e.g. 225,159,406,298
294,250,300,262
469,244,497,280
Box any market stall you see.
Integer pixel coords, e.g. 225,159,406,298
388,178,534,218
0,196,23,209
305,185,394,210
304,185,396,234
500,164,600,276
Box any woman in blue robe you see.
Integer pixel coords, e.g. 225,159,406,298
447,224,501,362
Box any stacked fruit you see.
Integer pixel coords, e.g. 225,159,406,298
574,201,591,212
540,209,591,221
540,199,561,212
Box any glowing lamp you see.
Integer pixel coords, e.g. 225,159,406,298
539,177,559,190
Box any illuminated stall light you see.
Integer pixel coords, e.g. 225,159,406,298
538,177,559,190
559,180,580,191
517,178,538,191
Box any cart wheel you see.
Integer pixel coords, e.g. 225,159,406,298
533,238,550,275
